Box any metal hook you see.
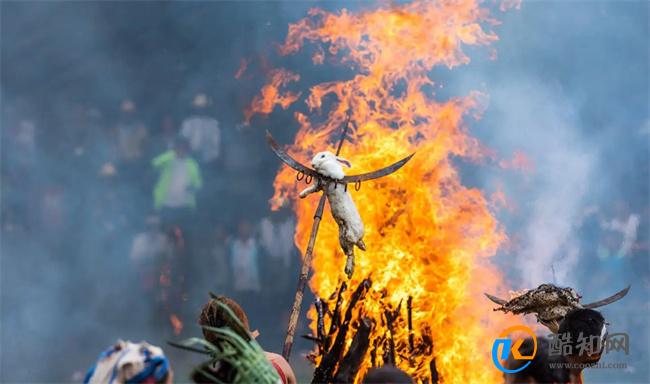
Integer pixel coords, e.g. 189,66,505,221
355,180,361,191
333,181,338,189
296,171,304,181
305,174,313,184
344,183,348,192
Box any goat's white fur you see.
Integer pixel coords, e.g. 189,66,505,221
299,151,365,277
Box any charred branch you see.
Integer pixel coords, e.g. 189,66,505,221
430,358,439,384
325,282,347,351
315,298,326,353
309,282,440,383
370,336,382,368
382,300,401,366
333,317,373,383
301,334,321,344
312,278,371,384
407,296,414,352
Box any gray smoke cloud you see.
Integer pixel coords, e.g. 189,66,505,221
488,78,596,288
1,1,647,383
447,2,649,382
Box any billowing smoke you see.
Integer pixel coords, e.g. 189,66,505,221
488,79,596,288
1,1,647,383
446,3,649,382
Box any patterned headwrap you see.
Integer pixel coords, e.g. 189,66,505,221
84,340,170,384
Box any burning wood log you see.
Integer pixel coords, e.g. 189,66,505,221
407,296,414,353
370,336,382,368
301,334,321,344
305,279,441,383
333,317,373,383
325,281,347,351
382,338,395,367
429,358,439,384
315,298,326,353
312,278,371,384
382,301,401,366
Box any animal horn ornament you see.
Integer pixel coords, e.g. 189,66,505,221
583,285,631,308
265,131,414,185
266,130,414,278
484,284,631,333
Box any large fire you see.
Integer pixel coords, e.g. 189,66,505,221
246,0,520,382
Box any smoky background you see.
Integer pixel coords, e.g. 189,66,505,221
1,1,647,383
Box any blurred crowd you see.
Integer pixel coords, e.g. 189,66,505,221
1,92,300,345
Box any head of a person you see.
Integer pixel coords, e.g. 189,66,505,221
362,365,413,384
120,99,136,120
174,137,190,158
192,93,209,111
504,337,570,384
198,295,251,345
557,308,607,365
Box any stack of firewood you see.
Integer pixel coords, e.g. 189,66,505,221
303,277,439,384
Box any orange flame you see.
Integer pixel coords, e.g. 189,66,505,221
244,68,301,125
169,313,183,336
247,1,520,382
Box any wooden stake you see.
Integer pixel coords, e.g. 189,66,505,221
282,116,351,360
282,195,327,359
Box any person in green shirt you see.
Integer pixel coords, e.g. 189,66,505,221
152,137,202,230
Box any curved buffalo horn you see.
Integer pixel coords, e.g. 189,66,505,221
341,153,415,183
266,129,415,184
583,285,631,309
484,292,508,306
266,130,320,178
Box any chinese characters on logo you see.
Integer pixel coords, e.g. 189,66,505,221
548,331,629,357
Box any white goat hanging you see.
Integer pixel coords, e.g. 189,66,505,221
299,151,366,278
265,130,414,279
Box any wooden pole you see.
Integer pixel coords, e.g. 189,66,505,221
282,195,327,359
282,116,351,359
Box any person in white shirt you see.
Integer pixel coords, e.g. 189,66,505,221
180,93,221,164
259,205,296,292
229,219,261,293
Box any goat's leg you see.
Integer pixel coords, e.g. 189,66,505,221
341,234,355,279
299,184,320,198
